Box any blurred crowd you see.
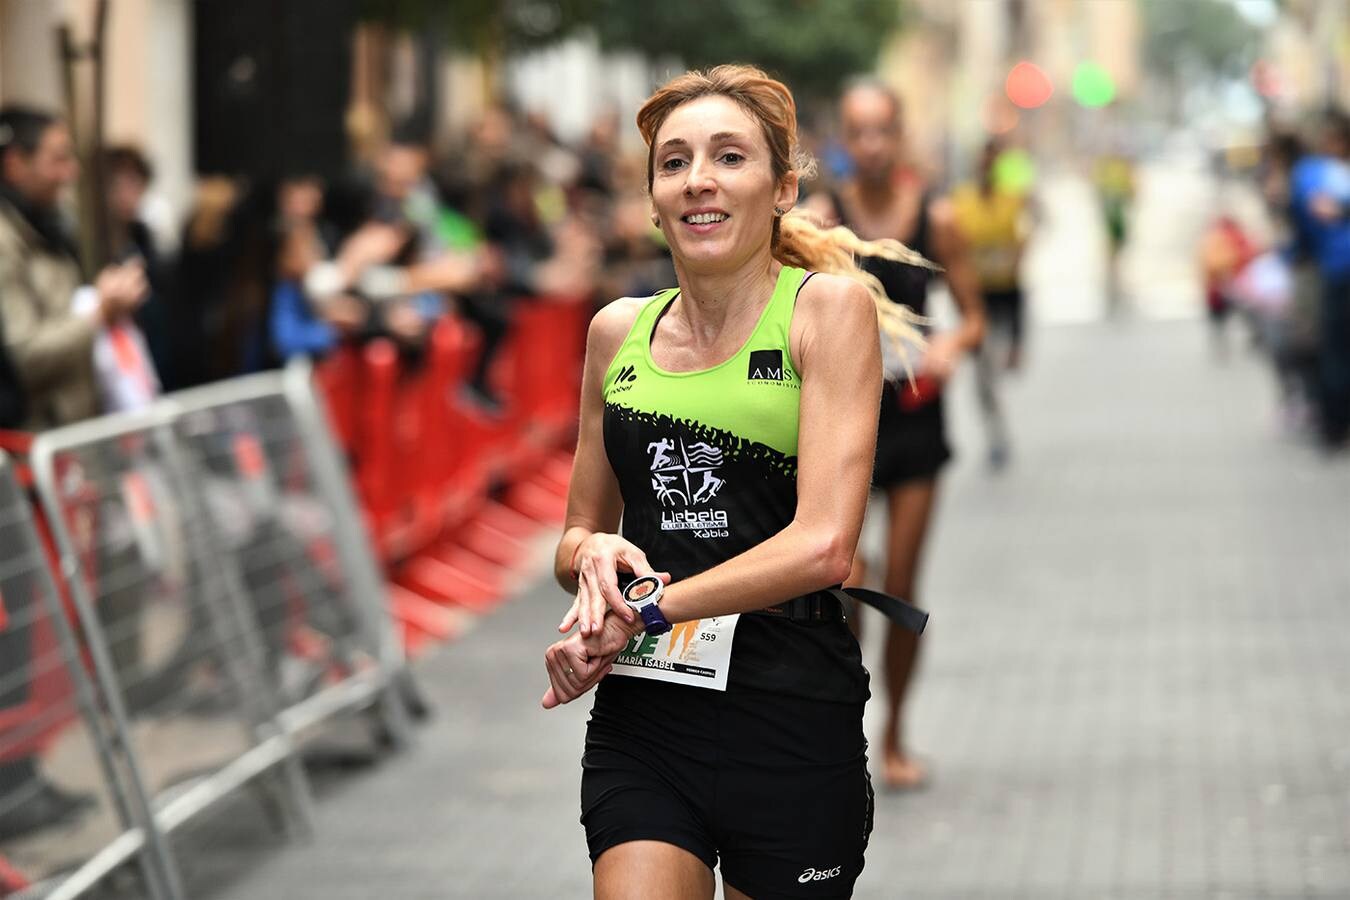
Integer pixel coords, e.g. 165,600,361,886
0,101,677,436
1201,109,1350,451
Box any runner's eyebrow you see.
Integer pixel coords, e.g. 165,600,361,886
657,132,752,151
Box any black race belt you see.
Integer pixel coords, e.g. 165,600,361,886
755,587,928,634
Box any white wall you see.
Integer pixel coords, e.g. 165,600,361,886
0,0,64,109
506,31,653,145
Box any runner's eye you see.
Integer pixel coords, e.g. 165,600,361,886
661,157,686,171
720,152,744,165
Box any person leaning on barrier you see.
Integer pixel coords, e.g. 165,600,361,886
0,106,151,841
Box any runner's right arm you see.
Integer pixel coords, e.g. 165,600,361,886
553,298,670,637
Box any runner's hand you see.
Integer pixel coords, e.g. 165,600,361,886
541,633,616,709
918,331,963,384
579,610,643,659
558,534,670,637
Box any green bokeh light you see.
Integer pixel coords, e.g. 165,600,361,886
992,149,1036,196
1072,62,1116,108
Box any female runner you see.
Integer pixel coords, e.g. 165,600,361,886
541,65,927,900
813,80,986,790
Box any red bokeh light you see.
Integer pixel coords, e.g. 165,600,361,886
1006,61,1053,109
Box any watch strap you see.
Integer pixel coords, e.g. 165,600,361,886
638,601,672,635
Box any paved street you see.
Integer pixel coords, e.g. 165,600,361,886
198,299,1350,899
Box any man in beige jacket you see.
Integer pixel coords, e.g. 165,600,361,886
0,105,146,431
0,105,147,842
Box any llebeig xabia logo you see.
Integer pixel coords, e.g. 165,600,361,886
647,437,730,538
611,364,638,393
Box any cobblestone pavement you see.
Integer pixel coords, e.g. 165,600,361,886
204,315,1350,899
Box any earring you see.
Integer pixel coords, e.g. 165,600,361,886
774,206,787,217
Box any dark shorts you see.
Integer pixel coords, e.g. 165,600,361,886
581,676,873,900
872,382,951,488
984,287,1025,346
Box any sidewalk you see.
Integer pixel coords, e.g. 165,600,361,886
205,315,1350,899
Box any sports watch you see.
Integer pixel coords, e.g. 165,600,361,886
622,575,672,636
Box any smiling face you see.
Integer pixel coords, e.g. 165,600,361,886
649,94,797,274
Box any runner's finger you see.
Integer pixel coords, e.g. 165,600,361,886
558,596,582,633
545,652,580,703
584,561,612,633
555,643,593,696
596,558,631,622
579,563,606,636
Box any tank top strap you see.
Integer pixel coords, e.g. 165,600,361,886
604,288,677,395
750,266,806,374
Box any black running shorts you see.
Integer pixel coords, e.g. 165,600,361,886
581,676,874,899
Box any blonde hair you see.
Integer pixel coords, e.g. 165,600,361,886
636,64,932,370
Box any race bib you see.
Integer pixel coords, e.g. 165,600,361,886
611,613,738,691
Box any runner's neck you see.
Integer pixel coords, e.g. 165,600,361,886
668,253,780,347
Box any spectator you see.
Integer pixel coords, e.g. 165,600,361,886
102,145,171,384
0,106,147,428
1288,110,1350,448
0,103,150,840
269,174,372,361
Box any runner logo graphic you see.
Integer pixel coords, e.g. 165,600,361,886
648,437,730,536
612,364,638,394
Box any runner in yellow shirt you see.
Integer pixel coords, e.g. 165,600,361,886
952,139,1032,468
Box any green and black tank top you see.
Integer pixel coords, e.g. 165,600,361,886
601,265,869,703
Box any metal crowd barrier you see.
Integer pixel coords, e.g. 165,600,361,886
166,363,414,745
7,361,415,898
0,451,176,899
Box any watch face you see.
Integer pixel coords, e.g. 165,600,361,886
623,575,662,606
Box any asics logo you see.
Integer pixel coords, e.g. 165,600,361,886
798,866,842,883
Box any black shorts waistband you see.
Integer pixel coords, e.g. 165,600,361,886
753,593,846,623
755,588,929,633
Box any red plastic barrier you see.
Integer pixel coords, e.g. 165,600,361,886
0,855,29,893
355,339,399,556
495,298,588,482
0,431,79,766
314,298,591,648
420,319,487,531
313,343,363,455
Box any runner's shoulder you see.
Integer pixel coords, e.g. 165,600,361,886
791,272,874,367
795,272,872,320
588,294,657,362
